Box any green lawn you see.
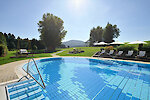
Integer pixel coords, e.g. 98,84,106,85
0,51,53,65
0,47,102,65
57,47,102,57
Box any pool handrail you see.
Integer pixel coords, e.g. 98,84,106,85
26,58,46,89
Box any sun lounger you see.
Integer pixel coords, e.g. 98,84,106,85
125,51,134,57
100,50,105,54
116,51,123,56
134,51,148,61
137,51,146,58
102,50,115,58
99,50,105,56
92,51,100,57
113,51,124,59
19,49,28,54
107,50,114,55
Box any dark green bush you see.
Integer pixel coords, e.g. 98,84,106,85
0,45,8,56
32,45,38,50
116,45,137,52
141,43,150,56
104,46,114,52
0,33,7,46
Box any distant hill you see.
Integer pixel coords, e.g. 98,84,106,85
62,40,87,47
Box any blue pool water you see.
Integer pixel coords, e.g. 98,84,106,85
8,57,150,100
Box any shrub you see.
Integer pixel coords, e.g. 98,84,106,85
141,43,150,56
105,46,114,52
0,44,8,56
116,45,136,52
0,32,7,46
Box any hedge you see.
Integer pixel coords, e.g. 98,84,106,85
116,45,137,52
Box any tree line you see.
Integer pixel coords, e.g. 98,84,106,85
89,22,120,46
0,32,45,51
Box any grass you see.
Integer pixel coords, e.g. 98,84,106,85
57,47,102,57
1,43,150,65
0,47,103,65
0,51,53,65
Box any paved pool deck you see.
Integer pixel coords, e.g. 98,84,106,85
0,50,64,84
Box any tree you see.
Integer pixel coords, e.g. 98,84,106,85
32,45,38,50
38,13,67,51
22,38,29,49
31,38,45,50
0,32,7,46
37,40,45,49
4,33,8,43
0,32,8,56
7,33,16,50
89,26,103,46
103,23,120,43
31,38,38,50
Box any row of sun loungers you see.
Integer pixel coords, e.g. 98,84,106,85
93,50,148,61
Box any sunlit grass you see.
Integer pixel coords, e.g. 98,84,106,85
57,47,102,57
0,51,52,65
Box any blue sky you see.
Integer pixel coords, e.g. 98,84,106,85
0,0,150,42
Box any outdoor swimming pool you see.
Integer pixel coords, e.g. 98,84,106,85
7,57,150,100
